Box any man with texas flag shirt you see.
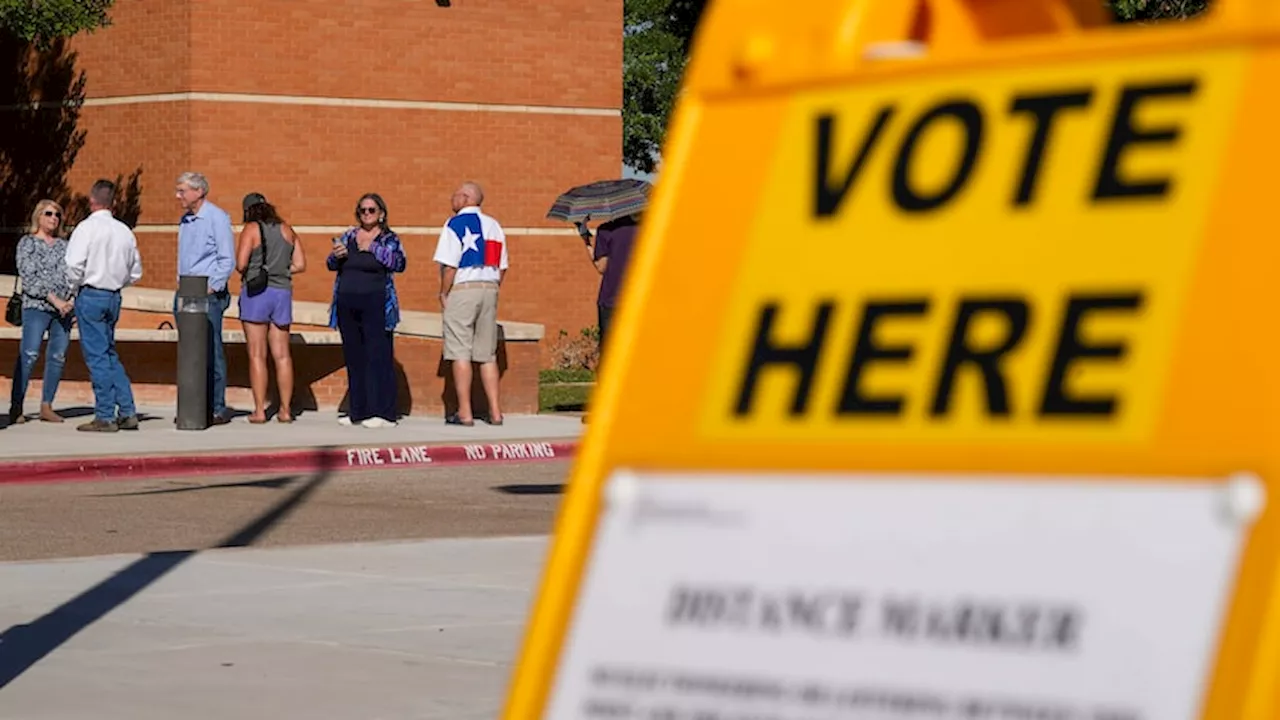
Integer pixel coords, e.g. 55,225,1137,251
434,181,509,426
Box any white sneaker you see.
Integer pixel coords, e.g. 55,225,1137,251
338,416,353,426
361,417,397,428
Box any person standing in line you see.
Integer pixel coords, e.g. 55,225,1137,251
580,212,640,369
433,181,507,427
65,179,143,432
236,192,307,424
174,171,235,425
327,193,406,428
576,212,640,425
9,199,76,425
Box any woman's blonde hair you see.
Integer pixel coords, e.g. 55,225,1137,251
28,199,64,236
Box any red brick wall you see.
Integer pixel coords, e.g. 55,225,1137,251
63,102,192,248
500,235,600,352
185,0,622,109
56,0,622,366
184,106,622,231
68,0,624,109
66,3,193,97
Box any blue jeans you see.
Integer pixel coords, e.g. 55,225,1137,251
9,306,73,409
76,288,136,422
173,289,230,416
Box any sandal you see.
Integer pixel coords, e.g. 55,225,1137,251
445,413,474,427
247,415,268,424
277,414,295,424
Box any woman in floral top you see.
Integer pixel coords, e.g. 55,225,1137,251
10,199,75,424
327,193,406,428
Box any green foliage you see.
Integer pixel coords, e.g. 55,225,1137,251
1111,0,1209,21
0,0,113,46
539,383,592,413
540,368,597,384
539,364,596,413
623,0,707,173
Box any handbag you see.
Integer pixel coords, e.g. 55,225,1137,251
5,275,22,327
244,221,269,296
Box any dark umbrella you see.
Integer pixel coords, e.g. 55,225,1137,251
546,178,651,225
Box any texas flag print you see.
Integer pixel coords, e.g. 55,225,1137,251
448,213,502,269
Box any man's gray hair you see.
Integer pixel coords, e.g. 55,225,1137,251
461,181,484,205
90,179,116,208
176,171,209,195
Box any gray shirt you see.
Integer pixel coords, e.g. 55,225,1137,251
15,234,73,313
245,222,294,290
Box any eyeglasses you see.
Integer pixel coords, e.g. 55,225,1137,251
43,210,62,218
358,207,380,215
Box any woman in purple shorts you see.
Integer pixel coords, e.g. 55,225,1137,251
236,192,307,424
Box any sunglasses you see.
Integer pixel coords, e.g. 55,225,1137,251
358,207,380,215
43,210,62,218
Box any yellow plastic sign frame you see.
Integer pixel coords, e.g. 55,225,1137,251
504,1,1280,718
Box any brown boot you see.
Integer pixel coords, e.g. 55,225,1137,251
39,403,63,423
77,418,118,433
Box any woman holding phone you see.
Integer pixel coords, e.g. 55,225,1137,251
327,193,407,428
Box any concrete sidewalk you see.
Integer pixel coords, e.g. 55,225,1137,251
0,536,546,719
0,405,583,461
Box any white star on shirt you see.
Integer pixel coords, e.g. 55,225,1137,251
460,228,480,254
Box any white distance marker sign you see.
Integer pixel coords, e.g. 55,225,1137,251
542,472,1263,720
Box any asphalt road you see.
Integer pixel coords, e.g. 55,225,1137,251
0,461,570,562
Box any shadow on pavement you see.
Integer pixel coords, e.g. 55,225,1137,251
0,447,338,690
493,483,565,496
90,477,296,497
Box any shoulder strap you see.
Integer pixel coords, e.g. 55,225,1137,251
257,221,268,261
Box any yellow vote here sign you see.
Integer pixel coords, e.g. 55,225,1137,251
708,52,1241,444
503,2,1280,719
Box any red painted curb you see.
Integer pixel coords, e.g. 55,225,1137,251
0,440,578,486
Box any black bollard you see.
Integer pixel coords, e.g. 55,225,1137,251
176,275,210,430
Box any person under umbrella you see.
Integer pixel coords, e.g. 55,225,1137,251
579,213,640,369
548,179,650,424
547,178,649,229
547,178,650,367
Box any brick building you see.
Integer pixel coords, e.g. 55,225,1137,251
0,0,622,414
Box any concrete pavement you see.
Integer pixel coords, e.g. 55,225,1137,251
0,405,583,460
0,424,572,717
0,536,547,720
0,464,568,561
0,405,583,484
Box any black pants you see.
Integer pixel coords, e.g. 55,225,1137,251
337,292,396,422
597,304,615,369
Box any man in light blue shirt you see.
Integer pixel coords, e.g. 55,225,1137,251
175,171,235,424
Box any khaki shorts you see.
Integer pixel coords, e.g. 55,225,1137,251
443,283,500,362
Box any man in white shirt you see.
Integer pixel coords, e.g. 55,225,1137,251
433,181,508,427
65,179,144,432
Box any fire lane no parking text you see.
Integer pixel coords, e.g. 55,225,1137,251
343,441,568,468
